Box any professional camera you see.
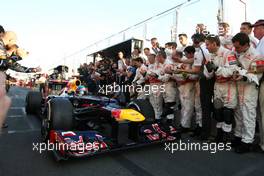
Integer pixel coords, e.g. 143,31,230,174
0,54,22,71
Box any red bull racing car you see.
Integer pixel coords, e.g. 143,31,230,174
25,86,180,161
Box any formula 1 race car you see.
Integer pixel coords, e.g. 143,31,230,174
25,86,180,161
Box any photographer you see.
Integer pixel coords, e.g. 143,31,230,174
132,57,147,99
1,31,40,73
203,35,237,143
1,29,40,128
192,33,215,141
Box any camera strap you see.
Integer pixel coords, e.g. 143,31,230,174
199,46,206,79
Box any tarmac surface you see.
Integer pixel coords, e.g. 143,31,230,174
0,86,263,176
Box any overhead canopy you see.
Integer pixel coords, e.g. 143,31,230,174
88,38,143,62
53,65,69,73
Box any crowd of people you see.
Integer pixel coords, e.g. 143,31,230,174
77,20,264,154
1,20,264,154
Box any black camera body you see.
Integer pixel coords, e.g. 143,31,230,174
206,61,218,73
0,58,11,71
0,55,23,71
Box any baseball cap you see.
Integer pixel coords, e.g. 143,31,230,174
251,19,264,27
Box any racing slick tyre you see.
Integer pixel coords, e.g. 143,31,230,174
25,91,42,115
127,99,155,141
42,98,73,142
49,98,73,130
128,99,155,123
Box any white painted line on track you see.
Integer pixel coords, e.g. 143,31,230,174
9,107,24,110
8,115,24,118
6,129,40,134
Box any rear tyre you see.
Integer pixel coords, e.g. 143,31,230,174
49,98,73,130
42,98,73,141
128,99,155,123
25,91,42,115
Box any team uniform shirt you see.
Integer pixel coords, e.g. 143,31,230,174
177,42,192,52
234,46,262,143
164,56,174,64
235,46,263,81
249,35,258,49
204,46,234,79
132,64,147,85
220,35,233,50
158,61,177,103
146,62,164,119
256,36,264,56
177,45,187,52
170,55,202,128
147,63,162,84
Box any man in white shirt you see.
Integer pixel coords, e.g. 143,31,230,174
172,46,202,133
164,42,177,64
253,20,264,55
177,33,189,52
117,51,127,84
240,22,258,48
132,57,147,99
218,22,233,50
192,33,214,140
203,35,237,143
150,37,161,55
232,33,263,153
252,19,264,152
145,53,164,121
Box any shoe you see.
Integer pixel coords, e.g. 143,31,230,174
190,126,202,137
231,136,242,148
222,132,232,144
235,142,251,154
2,123,8,128
178,104,182,110
179,125,190,133
166,119,173,126
214,128,223,143
154,119,163,124
251,144,264,153
197,134,215,142
197,133,208,141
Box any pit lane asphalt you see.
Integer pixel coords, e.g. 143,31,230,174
0,86,264,176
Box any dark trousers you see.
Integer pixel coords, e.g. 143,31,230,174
39,83,46,93
199,77,215,138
